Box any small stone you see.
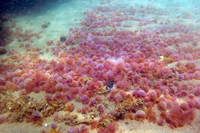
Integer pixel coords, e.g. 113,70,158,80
106,79,114,90
60,35,67,42
0,47,7,55
41,21,50,29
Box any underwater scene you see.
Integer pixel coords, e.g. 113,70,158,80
0,0,200,132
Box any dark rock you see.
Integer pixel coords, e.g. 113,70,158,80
111,111,125,120
0,47,7,55
106,78,114,90
60,35,67,42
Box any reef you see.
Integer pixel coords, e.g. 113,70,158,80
0,0,200,133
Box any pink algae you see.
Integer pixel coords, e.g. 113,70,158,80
1,1,200,133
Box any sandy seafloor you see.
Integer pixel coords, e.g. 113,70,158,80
1,0,200,132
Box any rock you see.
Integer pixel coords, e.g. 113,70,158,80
41,21,50,29
60,35,67,42
0,47,7,55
